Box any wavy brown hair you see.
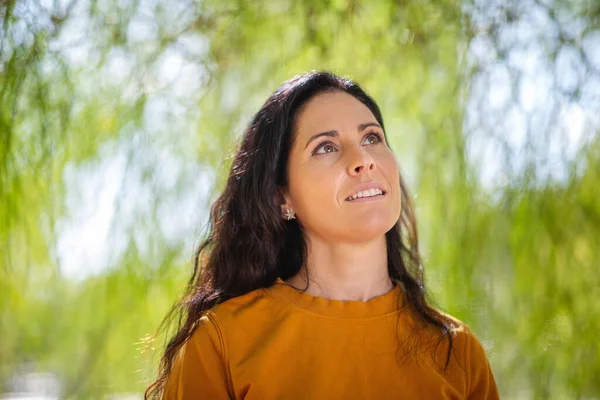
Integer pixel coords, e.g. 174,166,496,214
145,71,455,399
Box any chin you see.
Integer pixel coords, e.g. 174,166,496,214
346,215,397,241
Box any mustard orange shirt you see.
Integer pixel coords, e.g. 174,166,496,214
163,277,499,399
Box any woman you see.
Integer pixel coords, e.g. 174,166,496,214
146,71,499,399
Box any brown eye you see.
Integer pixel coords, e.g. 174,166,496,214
365,132,383,145
322,144,335,152
313,142,337,155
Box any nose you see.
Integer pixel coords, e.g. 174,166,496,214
347,146,376,176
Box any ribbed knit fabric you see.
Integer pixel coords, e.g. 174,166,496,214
163,277,499,399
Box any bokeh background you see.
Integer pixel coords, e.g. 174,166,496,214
1,0,599,398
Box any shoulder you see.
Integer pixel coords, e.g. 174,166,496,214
211,286,273,317
400,306,492,374
203,286,283,333
433,310,491,365
182,287,279,366
428,310,497,397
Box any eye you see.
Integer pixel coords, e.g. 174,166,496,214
365,131,384,145
313,141,337,155
311,131,384,156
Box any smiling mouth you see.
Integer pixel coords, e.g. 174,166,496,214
345,191,387,202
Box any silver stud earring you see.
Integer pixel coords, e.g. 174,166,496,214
284,209,296,220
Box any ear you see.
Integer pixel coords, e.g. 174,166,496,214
276,185,294,213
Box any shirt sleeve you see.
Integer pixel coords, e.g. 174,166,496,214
162,312,233,400
465,326,500,400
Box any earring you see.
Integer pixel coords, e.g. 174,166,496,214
284,209,296,220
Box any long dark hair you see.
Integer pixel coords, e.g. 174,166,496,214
145,71,455,399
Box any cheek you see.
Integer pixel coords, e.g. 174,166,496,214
290,162,339,211
378,149,398,175
389,160,400,183
380,154,401,196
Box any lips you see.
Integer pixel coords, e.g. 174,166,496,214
346,188,385,201
345,182,387,201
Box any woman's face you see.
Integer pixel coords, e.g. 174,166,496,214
282,90,401,243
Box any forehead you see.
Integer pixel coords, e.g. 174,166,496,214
294,91,376,136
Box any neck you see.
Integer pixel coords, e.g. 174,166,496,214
284,235,394,302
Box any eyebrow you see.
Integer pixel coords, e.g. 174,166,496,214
303,122,382,150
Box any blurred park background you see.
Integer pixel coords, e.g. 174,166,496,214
1,0,599,398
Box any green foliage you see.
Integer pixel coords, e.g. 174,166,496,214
1,0,599,398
